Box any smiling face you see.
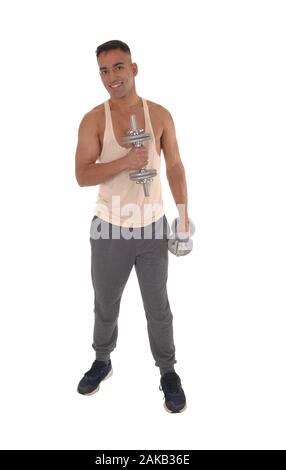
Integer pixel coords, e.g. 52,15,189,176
97,48,138,99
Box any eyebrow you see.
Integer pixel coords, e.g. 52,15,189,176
99,62,125,71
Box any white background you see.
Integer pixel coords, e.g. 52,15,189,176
0,0,285,450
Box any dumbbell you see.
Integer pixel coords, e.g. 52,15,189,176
167,217,196,256
122,114,157,197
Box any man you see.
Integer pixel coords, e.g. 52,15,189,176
75,40,190,413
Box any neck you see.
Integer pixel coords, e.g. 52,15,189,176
109,90,142,112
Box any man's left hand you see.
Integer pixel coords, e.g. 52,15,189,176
176,217,190,239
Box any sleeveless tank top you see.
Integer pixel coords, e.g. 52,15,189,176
93,98,165,228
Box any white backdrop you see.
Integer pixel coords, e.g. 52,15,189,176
0,0,286,450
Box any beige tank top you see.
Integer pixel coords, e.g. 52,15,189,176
93,98,165,228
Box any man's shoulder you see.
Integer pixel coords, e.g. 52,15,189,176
146,99,167,112
145,99,171,120
79,102,105,130
85,102,105,119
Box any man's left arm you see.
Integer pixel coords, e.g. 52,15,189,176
161,108,190,234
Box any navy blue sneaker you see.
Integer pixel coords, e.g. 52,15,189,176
159,371,187,413
77,359,112,395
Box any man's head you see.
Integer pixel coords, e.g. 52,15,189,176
96,40,138,99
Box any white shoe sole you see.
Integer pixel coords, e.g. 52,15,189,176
81,368,113,396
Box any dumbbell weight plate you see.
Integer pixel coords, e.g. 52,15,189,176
122,133,151,145
129,169,157,182
167,217,195,256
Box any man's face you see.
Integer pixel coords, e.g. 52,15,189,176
98,49,138,99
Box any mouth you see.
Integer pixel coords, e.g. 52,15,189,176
109,82,123,89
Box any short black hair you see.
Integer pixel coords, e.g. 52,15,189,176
96,40,131,59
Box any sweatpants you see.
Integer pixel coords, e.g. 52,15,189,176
89,213,177,374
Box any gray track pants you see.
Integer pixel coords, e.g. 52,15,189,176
89,214,176,373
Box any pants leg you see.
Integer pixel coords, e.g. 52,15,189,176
90,217,135,361
134,215,177,371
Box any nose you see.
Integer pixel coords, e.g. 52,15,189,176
109,70,122,82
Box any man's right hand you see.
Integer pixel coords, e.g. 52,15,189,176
124,146,149,170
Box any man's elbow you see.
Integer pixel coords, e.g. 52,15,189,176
75,166,101,187
75,169,86,187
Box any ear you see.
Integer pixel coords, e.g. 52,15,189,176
132,63,138,77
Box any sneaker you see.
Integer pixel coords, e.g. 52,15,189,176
159,371,187,413
77,359,112,395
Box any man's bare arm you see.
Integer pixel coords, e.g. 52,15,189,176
161,108,190,231
75,113,149,186
75,113,129,187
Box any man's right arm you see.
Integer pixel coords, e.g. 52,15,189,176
75,112,149,187
75,113,129,187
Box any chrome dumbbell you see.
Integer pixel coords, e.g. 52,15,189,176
122,114,157,197
167,217,196,256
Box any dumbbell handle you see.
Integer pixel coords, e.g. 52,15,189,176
124,114,156,196
143,177,150,197
130,111,147,196
130,114,137,132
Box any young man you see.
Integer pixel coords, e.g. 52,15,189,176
75,40,190,413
